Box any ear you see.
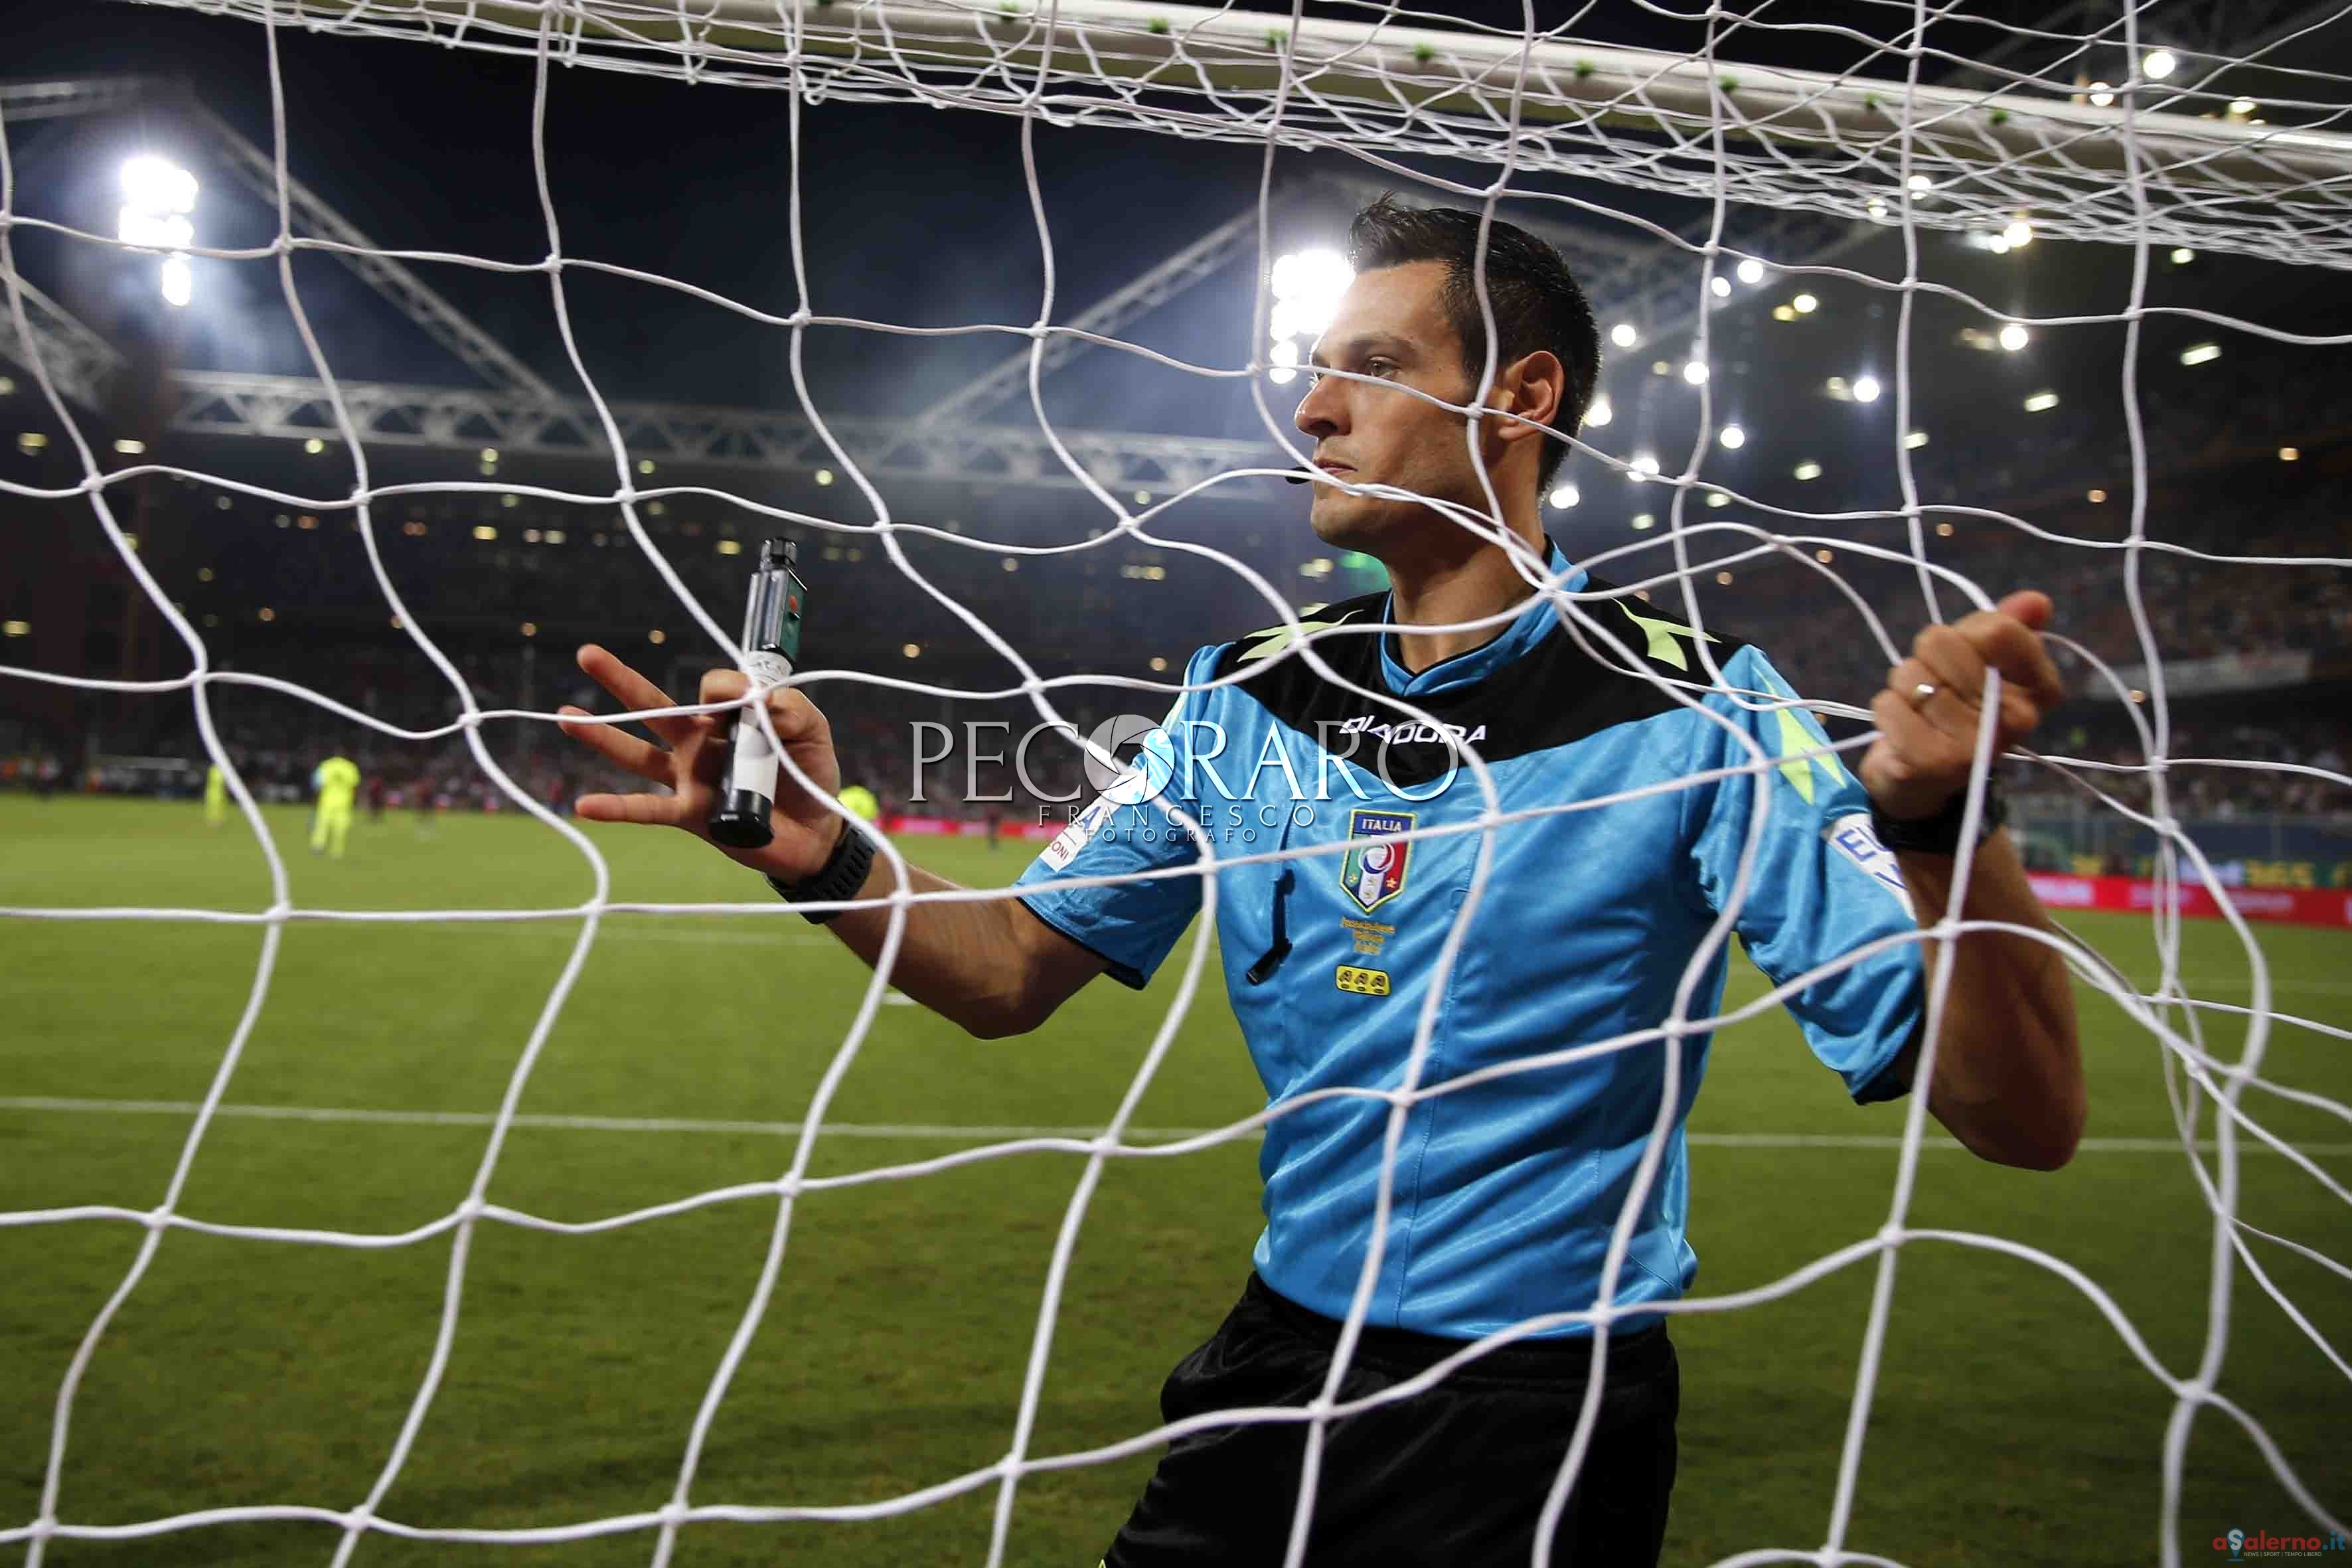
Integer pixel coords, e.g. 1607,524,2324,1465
1487,350,1565,451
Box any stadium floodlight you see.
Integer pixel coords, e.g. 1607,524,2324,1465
1269,248,1352,339
1718,423,1745,448
118,210,194,252
1735,258,1764,284
2003,218,2033,248
2024,390,2060,411
2144,49,2176,79
1709,275,1731,298
1583,395,1613,426
1794,459,1824,479
1547,483,1579,509
2231,98,2258,116
120,155,197,216
1630,512,1655,530
1630,451,1661,479
1269,339,1300,368
1682,359,1709,385
2089,82,2116,106
1609,323,1639,349
118,154,199,307
1905,429,1929,448
1999,323,2031,351
1851,374,1882,402
1270,248,1351,305
1907,173,1933,193
2171,247,2195,264
1705,490,1730,507
1792,292,1818,314
1268,366,1298,386
2280,445,2300,461
2180,341,2221,365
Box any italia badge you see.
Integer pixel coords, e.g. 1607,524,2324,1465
1340,809,1413,913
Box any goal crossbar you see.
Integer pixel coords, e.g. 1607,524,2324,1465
146,0,2352,195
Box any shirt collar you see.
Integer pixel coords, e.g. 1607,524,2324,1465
1379,536,1585,697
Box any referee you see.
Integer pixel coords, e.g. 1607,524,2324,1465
559,198,2084,1565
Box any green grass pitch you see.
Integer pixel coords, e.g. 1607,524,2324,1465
1,795,2346,1565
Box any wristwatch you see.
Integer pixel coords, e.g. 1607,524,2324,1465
765,820,878,925
1870,776,2008,856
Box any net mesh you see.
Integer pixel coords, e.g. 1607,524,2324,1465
2,1,2349,1565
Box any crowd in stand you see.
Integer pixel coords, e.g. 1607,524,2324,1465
9,378,2349,829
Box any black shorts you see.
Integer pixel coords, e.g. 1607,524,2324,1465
1104,1275,1678,1568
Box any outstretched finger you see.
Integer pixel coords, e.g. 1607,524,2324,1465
576,790,687,828
557,705,673,785
576,644,698,747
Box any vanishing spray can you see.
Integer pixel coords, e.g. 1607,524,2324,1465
706,538,807,849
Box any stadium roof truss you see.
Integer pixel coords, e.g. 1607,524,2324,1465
0,274,123,414
165,369,1275,493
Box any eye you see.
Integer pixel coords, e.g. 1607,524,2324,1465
1364,356,1399,378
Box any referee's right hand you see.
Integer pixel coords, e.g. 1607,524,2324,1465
556,643,846,882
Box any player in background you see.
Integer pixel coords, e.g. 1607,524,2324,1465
309,754,361,860
556,199,2084,1565
203,761,228,828
839,781,882,826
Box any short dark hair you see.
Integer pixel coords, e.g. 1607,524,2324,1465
1345,196,1599,491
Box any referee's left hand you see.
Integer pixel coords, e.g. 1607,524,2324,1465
1861,590,2065,822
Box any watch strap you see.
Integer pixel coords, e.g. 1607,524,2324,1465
765,822,878,924
1869,776,2007,856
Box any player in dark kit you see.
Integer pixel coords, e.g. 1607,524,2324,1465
559,198,2084,1565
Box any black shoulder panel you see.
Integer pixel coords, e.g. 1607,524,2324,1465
1204,576,1752,786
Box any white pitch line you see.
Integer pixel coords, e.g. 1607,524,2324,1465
0,1098,2345,1155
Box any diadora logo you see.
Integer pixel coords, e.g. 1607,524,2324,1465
1337,715,1488,746
1340,809,1414,913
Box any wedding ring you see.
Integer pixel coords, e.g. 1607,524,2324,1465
1907,681,1938,710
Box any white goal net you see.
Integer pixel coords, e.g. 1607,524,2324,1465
3,1,2349,1565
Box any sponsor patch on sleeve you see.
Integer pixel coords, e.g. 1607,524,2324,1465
1824,813,1914,917
1040,794,1117,872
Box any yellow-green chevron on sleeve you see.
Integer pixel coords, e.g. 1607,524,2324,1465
1616,599,1720,671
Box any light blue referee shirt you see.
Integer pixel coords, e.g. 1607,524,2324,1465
1015,542,1925,1340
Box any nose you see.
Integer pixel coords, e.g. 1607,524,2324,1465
1293,372,1342,441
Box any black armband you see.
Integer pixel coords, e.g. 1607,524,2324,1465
765,823,877,925
1870,777,2007,857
